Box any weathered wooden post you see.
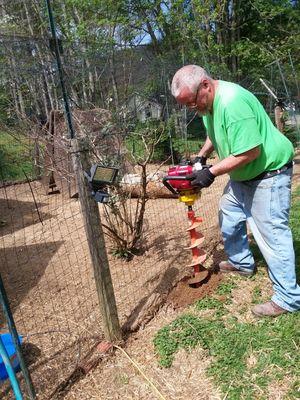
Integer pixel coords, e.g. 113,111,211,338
71,138,122,341
46,0,121,341
274,101,285,133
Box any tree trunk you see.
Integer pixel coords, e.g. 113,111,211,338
109,49,119,109
230,0,240,77
23,0,54,113
9,57,26,118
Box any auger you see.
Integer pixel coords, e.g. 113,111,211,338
163,161,209,287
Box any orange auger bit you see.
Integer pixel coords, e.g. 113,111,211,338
185,205,208,287
162,163,209,287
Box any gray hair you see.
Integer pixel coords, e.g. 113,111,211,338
171,65,211,98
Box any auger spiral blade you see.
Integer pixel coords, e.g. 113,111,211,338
186,207,208,287
185,236,205,249
186,220,203,231
187,252,207,268
187,270,209,286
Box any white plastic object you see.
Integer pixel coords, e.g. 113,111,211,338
193,162,203,171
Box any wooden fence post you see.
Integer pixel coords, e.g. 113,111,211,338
275,103,285,133
71,138,122,341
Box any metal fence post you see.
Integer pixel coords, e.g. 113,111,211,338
0,273,36,399
71,138,122,341
0,335,23,400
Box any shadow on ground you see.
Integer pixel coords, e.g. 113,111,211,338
122,263,181,333
0,241,64,326
0,198,52,236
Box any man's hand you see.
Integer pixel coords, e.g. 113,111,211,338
187,168,215,189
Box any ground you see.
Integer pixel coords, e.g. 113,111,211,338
0,159,227,398
63,155,300,400
0,156,299,399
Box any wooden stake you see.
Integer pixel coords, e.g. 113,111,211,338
275,104,285,133
71,138,122,341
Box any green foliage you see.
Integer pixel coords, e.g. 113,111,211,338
0,131,34,181
126,134,204,163
125,119,170,162
284,126,300,148
171,138,203,158
252,286,263,304
207,313,300,399
1,0,300,125
215,280,237,296
194,280,238,316
126,118,205,162
153,314,223,368
195,296,227,318
111,248,132,260
195,296,224,311
0,88,12,125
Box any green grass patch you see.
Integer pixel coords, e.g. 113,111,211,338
215,279,237,296
0,131,35,181
153,185,300,399
154,312,300,399
195,296,224,311
153,314,223,368
251,285,263,304
195,296,227,318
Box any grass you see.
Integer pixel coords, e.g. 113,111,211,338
153,185,300,399
0,131,35,181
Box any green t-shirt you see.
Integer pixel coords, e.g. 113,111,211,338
203,80,294,181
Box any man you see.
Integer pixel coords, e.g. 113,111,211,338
171,64,300,317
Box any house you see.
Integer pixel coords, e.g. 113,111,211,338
127,94,163,122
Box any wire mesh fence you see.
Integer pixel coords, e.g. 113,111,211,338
0,131,228,397
0,3,299,397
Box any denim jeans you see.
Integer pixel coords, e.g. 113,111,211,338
219,167,300,311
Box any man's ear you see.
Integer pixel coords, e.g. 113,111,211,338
202,79,210,89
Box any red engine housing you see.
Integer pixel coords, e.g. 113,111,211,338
167,164,193,191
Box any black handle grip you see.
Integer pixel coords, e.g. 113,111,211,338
162,175,194,195
162,177,177,194
163,175,193,181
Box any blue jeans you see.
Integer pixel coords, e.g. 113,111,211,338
219,167,300,311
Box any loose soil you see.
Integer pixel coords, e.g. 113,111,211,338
167,272,223,309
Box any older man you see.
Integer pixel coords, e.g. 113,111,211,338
171,64,300,317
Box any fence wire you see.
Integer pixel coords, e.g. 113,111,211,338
1,24,298,399
0,127,227,398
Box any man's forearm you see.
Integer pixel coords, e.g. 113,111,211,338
210,146,261,176
198,136,214,158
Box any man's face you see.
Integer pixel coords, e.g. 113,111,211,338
176,80,213,115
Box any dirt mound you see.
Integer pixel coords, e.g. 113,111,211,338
167,272,223,308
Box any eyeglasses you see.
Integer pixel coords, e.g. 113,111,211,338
186,83,202,109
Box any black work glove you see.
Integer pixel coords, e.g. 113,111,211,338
192,156,207,166
186,168,215,189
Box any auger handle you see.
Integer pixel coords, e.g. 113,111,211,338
162,176,177,194
162,175,193,195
